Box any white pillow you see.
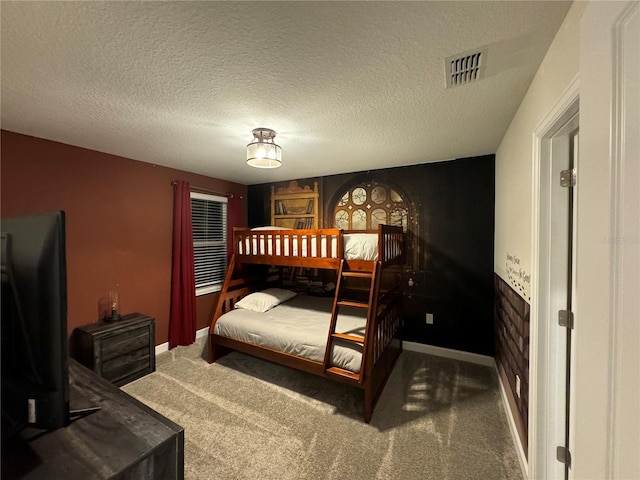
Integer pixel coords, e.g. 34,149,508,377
344,233,379,260
251,226,293,231
235,288,297,313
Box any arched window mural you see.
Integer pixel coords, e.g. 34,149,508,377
333,183,409,231
331,178,419,271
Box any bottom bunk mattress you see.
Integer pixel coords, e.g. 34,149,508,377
213,295,366,373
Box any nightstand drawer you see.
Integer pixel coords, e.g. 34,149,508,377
101,326,150,361
70,313,156,386
102,348,151,383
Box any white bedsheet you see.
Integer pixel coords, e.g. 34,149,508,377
239,233,379,261
213,295,366,373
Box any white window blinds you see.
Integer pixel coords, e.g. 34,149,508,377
190,192,228,295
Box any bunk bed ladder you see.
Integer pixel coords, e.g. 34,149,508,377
323,259,380,383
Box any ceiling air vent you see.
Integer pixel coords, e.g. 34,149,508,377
445,48,487,88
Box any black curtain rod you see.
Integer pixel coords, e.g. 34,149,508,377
171,181,234,198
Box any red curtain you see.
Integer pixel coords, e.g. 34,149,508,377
169,180,196,348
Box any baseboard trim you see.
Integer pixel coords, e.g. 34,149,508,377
496,363,529,479
155,326,209,356
403,341,495,367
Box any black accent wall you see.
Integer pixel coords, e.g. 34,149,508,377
248,155,495,356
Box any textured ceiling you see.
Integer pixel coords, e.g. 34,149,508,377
1,1,571,186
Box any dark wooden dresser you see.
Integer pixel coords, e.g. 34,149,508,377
1,360,184,480
70,313,155,386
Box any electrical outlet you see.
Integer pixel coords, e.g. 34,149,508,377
426,313,434,325
515,375,521,398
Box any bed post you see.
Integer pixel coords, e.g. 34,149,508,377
364,384,374,423
208,255,237,363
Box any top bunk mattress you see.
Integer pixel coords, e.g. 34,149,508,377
238,230,379,261
213,295,366,373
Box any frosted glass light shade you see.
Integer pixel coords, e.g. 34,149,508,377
247,128,282,168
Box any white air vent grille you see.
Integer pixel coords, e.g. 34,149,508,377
445,49,487,88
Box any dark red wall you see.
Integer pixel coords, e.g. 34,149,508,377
1,131,247,346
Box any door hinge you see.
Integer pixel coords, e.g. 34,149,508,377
557,446,572,467
558,310,574,329
560,169,576,188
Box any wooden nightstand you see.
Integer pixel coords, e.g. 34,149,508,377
70,313,156,386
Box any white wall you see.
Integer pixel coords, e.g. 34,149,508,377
495,1,640,478
493,0,584,472
494,1,586,301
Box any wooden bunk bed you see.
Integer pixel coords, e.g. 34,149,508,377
207,224,404,422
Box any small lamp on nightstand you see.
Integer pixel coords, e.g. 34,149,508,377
100,291,122,322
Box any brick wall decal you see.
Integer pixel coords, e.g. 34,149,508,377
494,274,530,455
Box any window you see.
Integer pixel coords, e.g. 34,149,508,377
191,192,227,296
333,182,408,231
332,178,419,271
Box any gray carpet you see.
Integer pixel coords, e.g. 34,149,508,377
122,338,522,480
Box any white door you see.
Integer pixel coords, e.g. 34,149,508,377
551,122,579,480
531,99,579,480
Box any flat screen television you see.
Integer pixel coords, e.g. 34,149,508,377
1,211,70,439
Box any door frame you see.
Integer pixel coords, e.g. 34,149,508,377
529,76,579,480
574,3,639,477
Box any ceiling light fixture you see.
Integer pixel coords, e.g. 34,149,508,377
246,128,282,168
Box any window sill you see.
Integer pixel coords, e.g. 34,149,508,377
196,285,222,297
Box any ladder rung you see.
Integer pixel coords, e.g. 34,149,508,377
337,300,369,309
342,271,373,278
326,366,360,381
332,332,364,344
